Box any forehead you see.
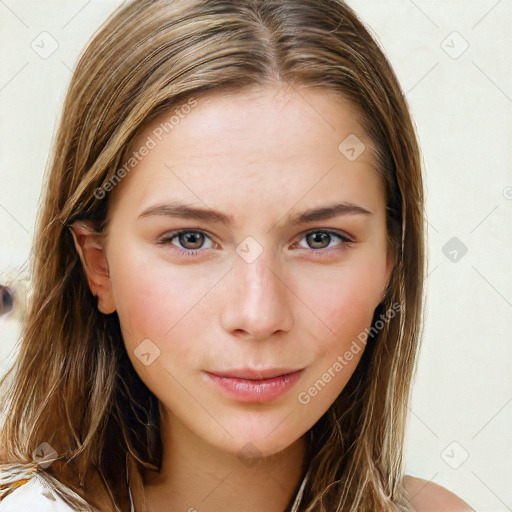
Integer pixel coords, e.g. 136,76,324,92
108,85,382,220
165,85,367,156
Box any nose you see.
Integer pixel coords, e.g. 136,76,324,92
220,248,294,340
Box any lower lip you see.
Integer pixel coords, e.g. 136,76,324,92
204,370,303,402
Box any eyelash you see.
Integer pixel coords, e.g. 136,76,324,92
156,229,355,259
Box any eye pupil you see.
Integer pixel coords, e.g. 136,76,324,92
180,231,204,249
308,232,330,249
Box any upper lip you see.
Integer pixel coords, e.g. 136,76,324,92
206,368,303,380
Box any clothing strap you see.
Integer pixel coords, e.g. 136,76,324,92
125,453,136,512
290,469,309,512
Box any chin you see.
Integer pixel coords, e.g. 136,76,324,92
204,417,308,460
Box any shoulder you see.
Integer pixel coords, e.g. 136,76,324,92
402,475,475,512
0,473,76,511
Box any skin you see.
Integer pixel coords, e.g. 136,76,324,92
403,476,475,512
71,85,472,511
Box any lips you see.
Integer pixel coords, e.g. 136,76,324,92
208,368,302,380
204,367,304,402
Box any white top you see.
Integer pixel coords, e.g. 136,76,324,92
0,473,76,511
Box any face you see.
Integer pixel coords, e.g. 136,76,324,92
77,85,393,459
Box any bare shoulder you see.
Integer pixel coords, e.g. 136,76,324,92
402,475,475,512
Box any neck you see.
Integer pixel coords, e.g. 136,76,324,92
137,408,309,512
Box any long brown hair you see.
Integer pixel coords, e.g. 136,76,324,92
0,1,424,510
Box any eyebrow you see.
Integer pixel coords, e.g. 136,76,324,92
137,200,372,226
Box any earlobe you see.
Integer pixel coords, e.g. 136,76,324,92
68,220,116,315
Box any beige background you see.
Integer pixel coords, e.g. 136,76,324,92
1,1,511,509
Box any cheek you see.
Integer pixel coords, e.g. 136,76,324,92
293,251,388,395
108,246,207,357
108,253,213,400
298,257,387,339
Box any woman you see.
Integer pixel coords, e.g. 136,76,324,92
0,0,474,510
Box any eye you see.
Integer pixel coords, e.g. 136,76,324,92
296,230,354,253
157,230,215,257
157,229,354,259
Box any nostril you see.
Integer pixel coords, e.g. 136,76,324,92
0,285,15,318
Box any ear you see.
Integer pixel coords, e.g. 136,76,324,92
68,220,116,315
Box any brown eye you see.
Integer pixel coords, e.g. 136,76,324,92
306,232,331,249
299,230,352,251
177,231,205,250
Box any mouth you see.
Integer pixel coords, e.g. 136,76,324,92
207,367,303,380
203,367,304,402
